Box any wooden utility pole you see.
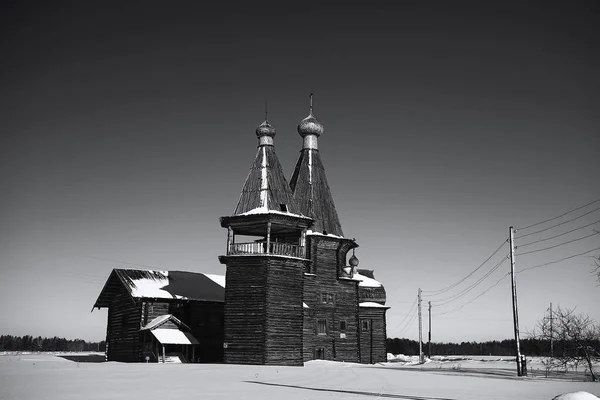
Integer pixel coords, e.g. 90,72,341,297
428,301,432,358
418,288,423,364
550,302,554,357
509,226,523,376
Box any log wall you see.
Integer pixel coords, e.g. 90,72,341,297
303,236,360,363
221,255,305,365
106,291,143,362
358,307,388,364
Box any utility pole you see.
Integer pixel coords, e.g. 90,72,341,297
509,226,523,376
549,302,554,357
428,301,432,359
418,288,423,364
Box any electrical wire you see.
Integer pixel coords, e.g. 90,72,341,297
515,206,600,239
433,272,511,317
422,239,507,295
517,218,600,248
517,246,600,274
430,256,509,306
391,297,418,331
397,306,418,336
515,198,600,231
516,231,600,256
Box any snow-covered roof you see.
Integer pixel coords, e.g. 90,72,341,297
359,302,389,308
141,314,173,330
238,207,311,219
151,329,199,345
352,271,383,288
93,269,226,308
306,230,344,239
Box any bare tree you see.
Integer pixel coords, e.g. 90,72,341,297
530,307,600,381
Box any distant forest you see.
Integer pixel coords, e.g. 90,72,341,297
0,335,105,352
386,338,577,357
2,334,587,357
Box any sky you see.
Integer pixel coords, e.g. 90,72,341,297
1,1,599,343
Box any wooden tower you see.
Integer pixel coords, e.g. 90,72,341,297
219,116,313,366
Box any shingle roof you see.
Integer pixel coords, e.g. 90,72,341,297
233,145,303,216
289,148,344,237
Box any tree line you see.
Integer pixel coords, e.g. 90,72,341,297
385,337,599,357
0,335,105,352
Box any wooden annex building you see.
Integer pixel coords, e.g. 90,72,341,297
94,95,389,365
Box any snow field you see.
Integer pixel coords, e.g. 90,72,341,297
0,354,598,400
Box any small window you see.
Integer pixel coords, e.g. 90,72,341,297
339,320,347,331
280,204,287,212
315,347,325,359
361,320,370,331
317,319,327,335
320,293,334,304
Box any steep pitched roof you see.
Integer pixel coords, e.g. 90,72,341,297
289,148,344,237
234,145,303,216
93,269,225,308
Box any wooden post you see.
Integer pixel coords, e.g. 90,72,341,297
428,301,432,359
162,344,165,363
226,227,232,255
266,221,271,254
509,226,523,376
418,288,423,364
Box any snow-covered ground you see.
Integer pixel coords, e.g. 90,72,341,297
0,353,598,400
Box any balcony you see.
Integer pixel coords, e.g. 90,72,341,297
228,242,305,258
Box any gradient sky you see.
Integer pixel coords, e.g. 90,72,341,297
1,2,599,343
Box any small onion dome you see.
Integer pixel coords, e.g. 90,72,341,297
349,254,359,267
297,112,323,138
256,120,276,138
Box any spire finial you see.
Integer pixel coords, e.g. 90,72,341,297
309,92,313,115
265,101,268,122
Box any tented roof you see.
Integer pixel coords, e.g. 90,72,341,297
233,144,303,217
290,148,344,237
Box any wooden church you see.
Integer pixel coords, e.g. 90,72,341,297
93,95,389,365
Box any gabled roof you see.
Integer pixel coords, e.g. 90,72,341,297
289,148,344,237
140,314,190,331
93,269,225,308
233,145,303,216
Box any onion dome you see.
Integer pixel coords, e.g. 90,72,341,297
349,254,359,267
297,112,323,137
256,120,276,138
297,92,323,138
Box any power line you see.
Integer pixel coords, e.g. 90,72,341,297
433,272,511,317
430,256,509,307
515,206,600,239
515,198,600,231
391,298,418,331
397,307,419,336
517,218,600,248
422,239,507,295
517,246,600,274
516,231,600,256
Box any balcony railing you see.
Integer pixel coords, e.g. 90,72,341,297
228,242,305,258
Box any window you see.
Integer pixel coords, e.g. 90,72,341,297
361,320,370,331
317,319,327,335
315,347,325,360
280,204,287,212
320,293,334,304
339,320,347,331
